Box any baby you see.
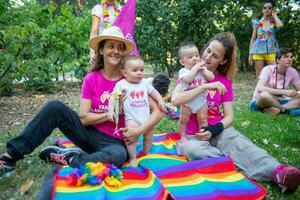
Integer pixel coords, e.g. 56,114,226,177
109,55,165,166
177,42,214,153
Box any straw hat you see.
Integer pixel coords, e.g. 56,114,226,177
89,26,135,55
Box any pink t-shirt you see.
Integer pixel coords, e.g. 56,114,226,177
252,65,300,101
81,71,125,140
186,73,234,135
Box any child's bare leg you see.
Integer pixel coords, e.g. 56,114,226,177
178,105,192,141
196,104,208,130
143,130,153,155
125,120,139,166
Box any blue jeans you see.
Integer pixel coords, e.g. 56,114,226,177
6,100,128,167
250,98,290,111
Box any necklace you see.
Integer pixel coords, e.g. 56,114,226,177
258,16,275,41
101,0,121,28
273,65,286,89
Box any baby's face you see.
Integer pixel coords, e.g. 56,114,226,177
179,47,200,69
123,59,145,83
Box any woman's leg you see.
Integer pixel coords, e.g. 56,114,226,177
70,128,128,167
5,100,94,160
254,60,264,79
211,126,280,181
266,60,276,66
182,136,223,160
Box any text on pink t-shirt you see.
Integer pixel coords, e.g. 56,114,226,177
81,71,125,140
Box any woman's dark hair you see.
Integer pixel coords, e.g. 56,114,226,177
263,0,275,7
201,32,238,81
276,47,294,60
89,40,106,72
152,74,170,97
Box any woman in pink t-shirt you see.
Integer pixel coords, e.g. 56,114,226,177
172,32,300,193
0,26,163,178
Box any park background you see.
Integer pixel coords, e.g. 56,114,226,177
0,0,299,199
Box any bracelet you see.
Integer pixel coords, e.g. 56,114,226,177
202,122,224,137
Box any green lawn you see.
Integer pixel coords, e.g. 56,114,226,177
0,72,299,199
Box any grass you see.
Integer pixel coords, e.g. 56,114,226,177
0,71,299,199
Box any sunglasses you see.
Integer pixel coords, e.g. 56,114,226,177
264,6,272,10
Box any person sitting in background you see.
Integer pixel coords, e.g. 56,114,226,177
250,47,300,116
152,73,171,102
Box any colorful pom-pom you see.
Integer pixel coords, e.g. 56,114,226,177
65,162,123,187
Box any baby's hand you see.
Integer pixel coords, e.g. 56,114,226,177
194,60,207,72
181,136,188,143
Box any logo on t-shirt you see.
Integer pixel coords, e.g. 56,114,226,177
130,90,145,100
207,90,216,99
100,91,111,103
191,79,203,87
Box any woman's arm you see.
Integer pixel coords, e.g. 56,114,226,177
256,78,295,96
122,96,164,143
220,101,234,128
90,15,100,39
79,98,110,126
172,82,226,107
196,101,233,141
272,10,284,29
248,27,257,65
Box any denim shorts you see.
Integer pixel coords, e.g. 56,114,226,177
250,98,290,111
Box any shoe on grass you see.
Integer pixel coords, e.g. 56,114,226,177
273,164,300,193
39,146,81,165
0,154,16,178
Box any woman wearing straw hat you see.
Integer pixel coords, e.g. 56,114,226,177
90,0,122,66
0,26,163,178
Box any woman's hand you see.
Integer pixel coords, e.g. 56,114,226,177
248,55,253,65
272,8,279,16
107,112,114,122
121,126,142,145
285,90,298,98
195,129,212,141
207,81,227,95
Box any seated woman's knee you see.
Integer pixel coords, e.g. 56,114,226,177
182,141,208,160
110,145,128,166
44,100,67,113
259,91,273,100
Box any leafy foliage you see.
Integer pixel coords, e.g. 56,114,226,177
136,0,300,75
0,0,299,96
0,1,90,95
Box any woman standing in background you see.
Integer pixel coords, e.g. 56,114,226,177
249,0,283,79
90,0,122,66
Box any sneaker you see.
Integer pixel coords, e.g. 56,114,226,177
273,164,300,193
39,146,81,165
263,107,281,116
0,154,16,178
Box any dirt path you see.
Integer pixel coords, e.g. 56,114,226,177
0,83,81,134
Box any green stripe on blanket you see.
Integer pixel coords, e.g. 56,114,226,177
50,132,267,200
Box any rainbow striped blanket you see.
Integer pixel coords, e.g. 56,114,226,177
50,132,267,200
